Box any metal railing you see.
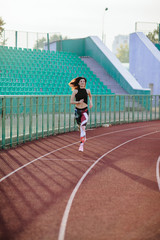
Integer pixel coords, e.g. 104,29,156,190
0,30,62,50
0,94,160,149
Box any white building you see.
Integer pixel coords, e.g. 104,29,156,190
112,35,129,55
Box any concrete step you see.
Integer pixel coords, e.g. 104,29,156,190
81,56,128,95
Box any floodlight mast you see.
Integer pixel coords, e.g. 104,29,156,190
102,7,108,44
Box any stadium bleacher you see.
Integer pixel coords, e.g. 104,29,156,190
0,46,112,95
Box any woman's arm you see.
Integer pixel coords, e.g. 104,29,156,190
70,90,84,105
87,89,93,108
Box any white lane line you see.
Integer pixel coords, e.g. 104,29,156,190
58,130,160,240
156,156,160,191
0,124,158,183
0,142,79,183
42,158,96,162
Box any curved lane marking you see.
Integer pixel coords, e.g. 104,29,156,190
0,124,158,183
58,130,160,240
156,156,160,191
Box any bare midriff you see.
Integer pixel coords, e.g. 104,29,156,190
75,102,88,109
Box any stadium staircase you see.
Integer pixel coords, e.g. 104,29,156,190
81,57,128,95
0,46,113,95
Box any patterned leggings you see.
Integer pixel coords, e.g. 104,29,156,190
75,107,89,142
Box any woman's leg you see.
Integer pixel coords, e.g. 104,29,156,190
80,111,88,143
75,108,81,128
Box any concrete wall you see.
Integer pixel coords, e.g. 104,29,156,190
84,36,150,95
57,38,85,56
129,32,160,95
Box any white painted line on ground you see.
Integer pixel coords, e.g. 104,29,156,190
0,124,158,183
156,156,160,191
58,130,160,240
42,158,96,162
0,142,79,183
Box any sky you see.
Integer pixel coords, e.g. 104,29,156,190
1,0,160,50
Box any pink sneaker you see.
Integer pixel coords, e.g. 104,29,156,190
81,136,86,143
79,143,84,152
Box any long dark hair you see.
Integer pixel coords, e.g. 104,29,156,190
69,77,87,91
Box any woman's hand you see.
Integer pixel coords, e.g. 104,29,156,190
78,99,84,104
89,102,93,108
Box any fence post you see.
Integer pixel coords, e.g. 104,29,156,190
95,96,97,127
15,31,18,48
23,97,26,143
58,96,61,133
52,96,55,135
47,33,50,51
89,102,92,128
42,97,44,137
137,96,140,121
142,95,144,121
29,97,33,141
150,95,153,120
114,95,116,124
155,96,157,120
2,97,6,149
132,95,135,122
104,95,107,123
100,96,102,126
47,96,49,136
146,95,148,121
10,97,13,147
69,96,71,131
17,97,20,145
36,32,38,49
109,95,111,124
119,95,121,123
123,96,126,122
128,95,130,123
64,96,66,132
36,96,39,139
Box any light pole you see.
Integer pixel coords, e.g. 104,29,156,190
102,7,108,44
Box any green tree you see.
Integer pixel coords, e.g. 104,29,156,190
50,34,67,42
33,34,68,49
147,26,159,44
116,43,129,63
34,37,46,49
0,17,5,45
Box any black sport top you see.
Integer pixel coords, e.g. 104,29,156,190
75,88,88,104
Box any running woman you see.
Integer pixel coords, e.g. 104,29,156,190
69,77,93,152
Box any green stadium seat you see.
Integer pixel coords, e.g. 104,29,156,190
0,46,113,95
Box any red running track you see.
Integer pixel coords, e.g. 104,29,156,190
0,121,160,240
